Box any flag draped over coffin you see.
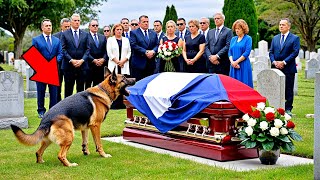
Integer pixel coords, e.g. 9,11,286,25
127,72,266,133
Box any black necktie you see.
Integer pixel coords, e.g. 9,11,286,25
74,30,79,46
46,35,52,51
144,30,149,41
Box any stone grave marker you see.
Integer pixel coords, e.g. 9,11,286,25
250,50,254,58
294,73,298,95
305,58,319,79
305,50,310,60
24,66,37,98
253,61,269,82
8,52,14,66
0,71,28,129
3,51,8,64
254,48,259,57
14,59,21,70
310,52,318,60
299,49,304,59
258,40,268,57
314,72,320,180
296,56,302,71
257,69,285,109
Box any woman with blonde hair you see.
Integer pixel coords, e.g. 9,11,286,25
106,23,131,109
158,20,183,72
182,19,206,73
228,19,253,88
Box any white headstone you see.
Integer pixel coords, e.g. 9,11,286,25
21,60,27,76
318,48,320,55
296,56,302,71
314,72,320,179
8,52,14,66
258,40,268,57
24,66,37,98
14,59,21,70
294,73,298,96
3,51,8,63
299,49,304,59
254,48,259,57
257,69,285,109
0,71,28,129
250,50,255,58
305,59,319,79
253,61,269,81
305,51,310,60
310,52,318,60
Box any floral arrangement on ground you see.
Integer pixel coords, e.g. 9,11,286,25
238,102,302,152
157,40,182,72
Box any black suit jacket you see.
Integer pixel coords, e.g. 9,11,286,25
205,26,233,74
61,29,90,70
175,29,190,40
87,33,108,65
53,31,63,40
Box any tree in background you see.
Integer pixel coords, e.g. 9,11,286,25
255,0,320,51
0,0,107,58
162,5,178,32
223,0,258,48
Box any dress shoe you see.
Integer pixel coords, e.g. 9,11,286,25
38,113,44,118
285,110,292,117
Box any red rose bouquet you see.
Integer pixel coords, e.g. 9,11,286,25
238,102,302,152
157,40,182,72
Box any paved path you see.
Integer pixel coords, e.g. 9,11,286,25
102,136,313,172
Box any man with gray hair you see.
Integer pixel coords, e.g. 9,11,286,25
199,17,210,39
205,12,232,75
61,13,90,97
53,18,70,101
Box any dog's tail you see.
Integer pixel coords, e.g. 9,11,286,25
10,125,45,146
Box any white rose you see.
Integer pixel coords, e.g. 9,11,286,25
167,51,172,56
284,113,292,120
274,119,284,128
247,118,257,127
269,127,280,137
264,107,275,114
245,126,254,136
259,121,269,131
168,45,173,51
257,102,266,111
163,51,168,56
242,113,250,121
163,47,167,51
280,128,288,135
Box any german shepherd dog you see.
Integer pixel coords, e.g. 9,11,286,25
11,68,135,166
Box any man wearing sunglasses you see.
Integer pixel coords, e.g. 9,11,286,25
175,18,190,72
86,19,107,89
199,17,210,39
103,26,111,39
130,19,139,30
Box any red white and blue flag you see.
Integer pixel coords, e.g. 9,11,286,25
127,72,266,133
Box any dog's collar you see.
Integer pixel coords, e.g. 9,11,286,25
98,84,113,102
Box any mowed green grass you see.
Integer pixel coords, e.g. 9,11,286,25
0,63,314,179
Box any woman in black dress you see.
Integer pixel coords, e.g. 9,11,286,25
159,20,184,72
182,19,206,73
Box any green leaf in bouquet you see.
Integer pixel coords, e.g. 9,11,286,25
289,130,303,141
262,141,274,151
251,134,257,140
282,142,295,152
256,136,267,142
244,140,256,148
277,135,291,143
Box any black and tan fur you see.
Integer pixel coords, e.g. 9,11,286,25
11,68,135,166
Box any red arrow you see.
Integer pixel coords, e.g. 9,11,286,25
22,46,60,86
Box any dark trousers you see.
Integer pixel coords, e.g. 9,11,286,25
285,73,295,111
64,69,87,98
131,63,155,81
85,66,105,89
57,65,63,102
36,82,58,114
208,64,230,76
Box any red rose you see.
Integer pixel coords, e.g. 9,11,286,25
287,121,295,129
277,108,285,115
222,135,232,143
166,44,169,48
251,110,261,118
266,112,275,121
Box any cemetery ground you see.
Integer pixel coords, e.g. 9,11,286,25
0,64,314,179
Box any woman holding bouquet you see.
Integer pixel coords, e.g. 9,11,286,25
159,20,183,72
182,19,206,73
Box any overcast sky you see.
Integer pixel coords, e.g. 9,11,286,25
94,0,224,26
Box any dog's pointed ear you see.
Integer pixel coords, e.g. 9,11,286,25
104,67,111,79
111,66,117,82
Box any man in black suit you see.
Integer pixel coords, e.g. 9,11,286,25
61,13,90,98
130,15,159,81
121,18,131,38
153,20,165,73
205,13,233,76
85,19,107,89
53,18,70,102
175,18,190,72
269,18,300,115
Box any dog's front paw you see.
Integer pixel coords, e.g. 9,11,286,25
101,153,112,158
68,163,78,167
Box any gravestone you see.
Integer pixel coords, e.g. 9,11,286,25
3,51,8,63
20,60,27,76
314,72,320,180
24,66,37,98
299,49,304,59
253,61,269,82
305,50,310,60
14,59,21,70
258,40,268,57
257,69,285,109
256,55,271,68
296,56,302,71
0,71,28,129
250,50,255,58
310,52,318,60
8,52,14,66
305,58,319,79
294,73,298,95
254,48,259,57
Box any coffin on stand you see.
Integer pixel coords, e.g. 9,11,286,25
123,73,266,161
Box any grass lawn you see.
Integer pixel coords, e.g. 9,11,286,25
0,63,314,179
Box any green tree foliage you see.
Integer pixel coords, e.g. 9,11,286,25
162,5,178,32
223,0,259,48
0,0,107,58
